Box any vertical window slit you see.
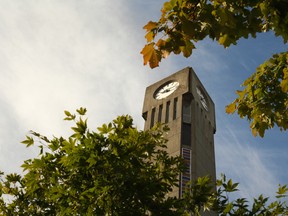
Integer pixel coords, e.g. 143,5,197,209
182,93,192,124
150,108,155,128
173,97,178,120
165,101,170,123
158,104,163,123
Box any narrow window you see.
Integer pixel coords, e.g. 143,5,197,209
142,111,148,121
165,101,170,123
150,108,155,128
182,93,192,123
173,97,178,120
158,104,163,123
181,123,191,146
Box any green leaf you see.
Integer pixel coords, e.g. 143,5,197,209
223,202,233,214
97,123,112,134
86,156,97,167
21,136,34,147
64,110,72,116
180,40,195,58
64,111,76,121
182,20,195,36
76,107,87,115
276,184,288,198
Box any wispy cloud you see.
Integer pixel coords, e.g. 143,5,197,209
216,114,282,201
0,1,150,173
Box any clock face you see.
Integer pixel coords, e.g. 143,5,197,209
154,81,179,100
196,87,208,111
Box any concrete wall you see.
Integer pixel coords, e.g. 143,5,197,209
142,67,216,209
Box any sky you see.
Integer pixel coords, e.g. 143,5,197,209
0,0,287,203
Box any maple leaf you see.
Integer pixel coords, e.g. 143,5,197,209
140,43,161,68
225,100,237,114
143,21,158,32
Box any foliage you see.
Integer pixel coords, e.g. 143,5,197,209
141,0,288,68
0,108,185,215
141,0,288,136
182,176,215,215
0,108,288,216
0,109,287,215
185,174,288,215
214,174,288,215
226,52,288,137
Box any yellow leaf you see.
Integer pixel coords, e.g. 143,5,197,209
226,101,237,114
156,39,170,58
143,21,158,31
219,34,227,45
162,0,177,12
280,79,288,92
218,34,233,48
149,53,160,68
140,43,160,68
141,43,154,65
242,77,253,86
156,39,166,47
251,127,258,137
281,67,288,92
145,31,155,42
236,90,246,100
211,10,217,17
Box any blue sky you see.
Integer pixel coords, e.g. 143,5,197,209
0,0,287,202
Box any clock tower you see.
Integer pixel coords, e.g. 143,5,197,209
142,67,216,199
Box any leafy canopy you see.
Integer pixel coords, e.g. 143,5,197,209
1,109,287,215
141,0,288,137
226,52,288,137
1,108,185,215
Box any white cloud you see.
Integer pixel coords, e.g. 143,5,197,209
0,0,152,173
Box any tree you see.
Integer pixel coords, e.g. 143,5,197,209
185,174,288,215
141,0,288,137
0,109,287,215
0,108,185,215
